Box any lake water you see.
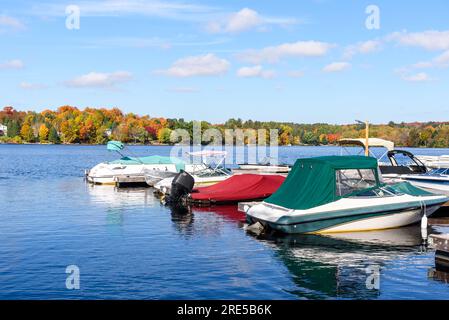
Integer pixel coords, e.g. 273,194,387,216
1,144,449,299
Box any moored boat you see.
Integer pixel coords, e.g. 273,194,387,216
395,168,449,194
242,156,449,234
86,141,186,185
187,174,285,205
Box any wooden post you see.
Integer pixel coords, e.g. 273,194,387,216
365,121,369,156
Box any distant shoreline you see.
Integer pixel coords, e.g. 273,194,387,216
0,142,445,149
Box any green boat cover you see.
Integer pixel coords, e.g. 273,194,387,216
265,156,380,210
110,155,186,171
388,181,434,196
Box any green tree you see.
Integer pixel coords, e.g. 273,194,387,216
48,127,60,144
157,128,172,144
302,131,319,145
7,120,20,137
407,128,420,147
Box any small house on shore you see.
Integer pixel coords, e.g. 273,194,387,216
0,124,7,136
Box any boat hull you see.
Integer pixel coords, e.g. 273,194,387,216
87,163,179,185
248,206,440,234
144,171,177,187
246,195,448,234
383,174,449,196
401,177,449,195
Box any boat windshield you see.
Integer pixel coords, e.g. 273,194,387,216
335,169,378,197
428,168,449,175
349,185,405,198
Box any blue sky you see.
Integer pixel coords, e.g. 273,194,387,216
1,0,449,124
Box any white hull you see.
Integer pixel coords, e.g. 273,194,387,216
404,180,449,194
318,207,437,233
246,194,448,234
382,174,449,195
416,155,449,169
87,163,179,185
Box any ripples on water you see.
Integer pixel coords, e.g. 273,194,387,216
0,144,449,299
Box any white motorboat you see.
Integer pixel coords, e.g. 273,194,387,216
234,156,291,175
396,168,449,194
338,138,449,194
377,150,449,195
86,141,186,185
147,150,232,189
241,156,448,234
415,155,449,169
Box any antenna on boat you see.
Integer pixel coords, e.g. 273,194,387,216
355,120,370,156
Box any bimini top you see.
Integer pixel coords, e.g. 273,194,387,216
338,138,395,151
265,156,380,210
110,155,186,171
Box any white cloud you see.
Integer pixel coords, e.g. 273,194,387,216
207,8,297,34
287,70,305,78
64,71,133,88
236,41,334,64
167,86,199,93
401,72,432,82
213,8,261,33
155,53,230,77
388,30,449,51
412,61,434,69
236,65,275,79
409,50,449,70
89,36,229,49
0,15,25,32
344,40,381,59
33,0,216,21
434,50,449,66
322,62,351,73
0,59,24,69
20,82,47,90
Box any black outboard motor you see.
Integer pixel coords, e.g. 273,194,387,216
167,170,195,203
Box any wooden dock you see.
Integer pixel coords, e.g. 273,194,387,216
113,175,148,188
430,234,449,267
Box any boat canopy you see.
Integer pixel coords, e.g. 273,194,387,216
265,156,380,210
110,155,186,171
107,140,125,152
338,138,395,151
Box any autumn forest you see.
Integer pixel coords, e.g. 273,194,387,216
0,106,449,147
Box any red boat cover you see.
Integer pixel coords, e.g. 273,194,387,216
190,174,285,203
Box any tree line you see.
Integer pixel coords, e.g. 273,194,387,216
1,106,449,147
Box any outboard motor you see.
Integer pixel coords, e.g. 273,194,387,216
167,170,195,203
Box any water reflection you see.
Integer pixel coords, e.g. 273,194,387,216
169,204,195,236
83,182,449,298
167,205,245,238
429,262,449,284
251,227,427,299
86,184,156,208
192,205,246,223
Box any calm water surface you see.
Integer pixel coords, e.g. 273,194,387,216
1,144,449,299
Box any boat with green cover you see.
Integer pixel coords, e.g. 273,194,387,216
244,156,449,234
